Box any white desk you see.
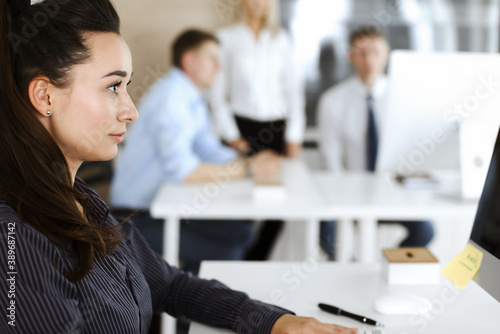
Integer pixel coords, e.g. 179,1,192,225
190,262,500,334
151,160,326,267
151,165,479,333
313,172,478,263
151,165,479,267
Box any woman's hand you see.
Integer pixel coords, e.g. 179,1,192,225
271,314,358,334
228,138,251,154
249,150,283,178
285,142,302,159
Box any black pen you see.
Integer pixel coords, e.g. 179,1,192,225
318,303,385,327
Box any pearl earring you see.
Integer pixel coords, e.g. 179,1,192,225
46,110,52,116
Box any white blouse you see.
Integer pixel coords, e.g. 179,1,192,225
210,23,305,143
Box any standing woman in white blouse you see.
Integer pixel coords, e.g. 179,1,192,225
210,0,305,158
211,0,305,260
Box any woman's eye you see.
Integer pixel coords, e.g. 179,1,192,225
108,81,122,94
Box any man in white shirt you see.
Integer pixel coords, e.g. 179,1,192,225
317,27,434,256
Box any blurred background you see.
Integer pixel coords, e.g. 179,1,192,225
115,0,500,125
79,0,500,202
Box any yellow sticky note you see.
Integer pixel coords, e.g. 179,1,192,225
441,244,483,290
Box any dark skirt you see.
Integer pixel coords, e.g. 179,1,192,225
234,115,286,156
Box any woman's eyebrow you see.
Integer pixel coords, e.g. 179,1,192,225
101,70,129,78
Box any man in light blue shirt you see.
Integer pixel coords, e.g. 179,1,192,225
111,30,275,273
111,65,238,209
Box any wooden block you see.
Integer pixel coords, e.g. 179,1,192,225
382,248,440,286
382,248,439,263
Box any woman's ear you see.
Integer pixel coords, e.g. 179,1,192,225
28,77,53,117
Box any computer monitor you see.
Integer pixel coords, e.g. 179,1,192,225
377,50,500,178
469,126,500,302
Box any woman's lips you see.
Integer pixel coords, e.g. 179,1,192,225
109,132,126,143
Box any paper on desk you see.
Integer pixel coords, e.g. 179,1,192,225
441,243,483,290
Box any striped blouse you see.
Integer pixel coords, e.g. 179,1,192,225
0,178,290,333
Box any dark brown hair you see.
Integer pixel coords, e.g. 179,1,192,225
349,25,387,47
172,29,219,69
0,0,123,282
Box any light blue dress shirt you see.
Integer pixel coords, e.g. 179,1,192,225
110,68,237,209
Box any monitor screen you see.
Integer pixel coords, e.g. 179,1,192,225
469,126,500,301
377,51,500,175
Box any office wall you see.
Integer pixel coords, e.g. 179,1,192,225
114,0,236,103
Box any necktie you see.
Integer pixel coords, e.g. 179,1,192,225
367,93,378,172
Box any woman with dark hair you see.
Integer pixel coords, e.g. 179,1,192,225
0,0,357,333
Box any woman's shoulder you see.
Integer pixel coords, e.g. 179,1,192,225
0,201,74,268
0,201,60,246
1,202,35,235
0,201,22,226
0,202,55,253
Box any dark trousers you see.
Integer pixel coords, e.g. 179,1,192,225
234,115,286,260
114,210,254,275
320,220,435,260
